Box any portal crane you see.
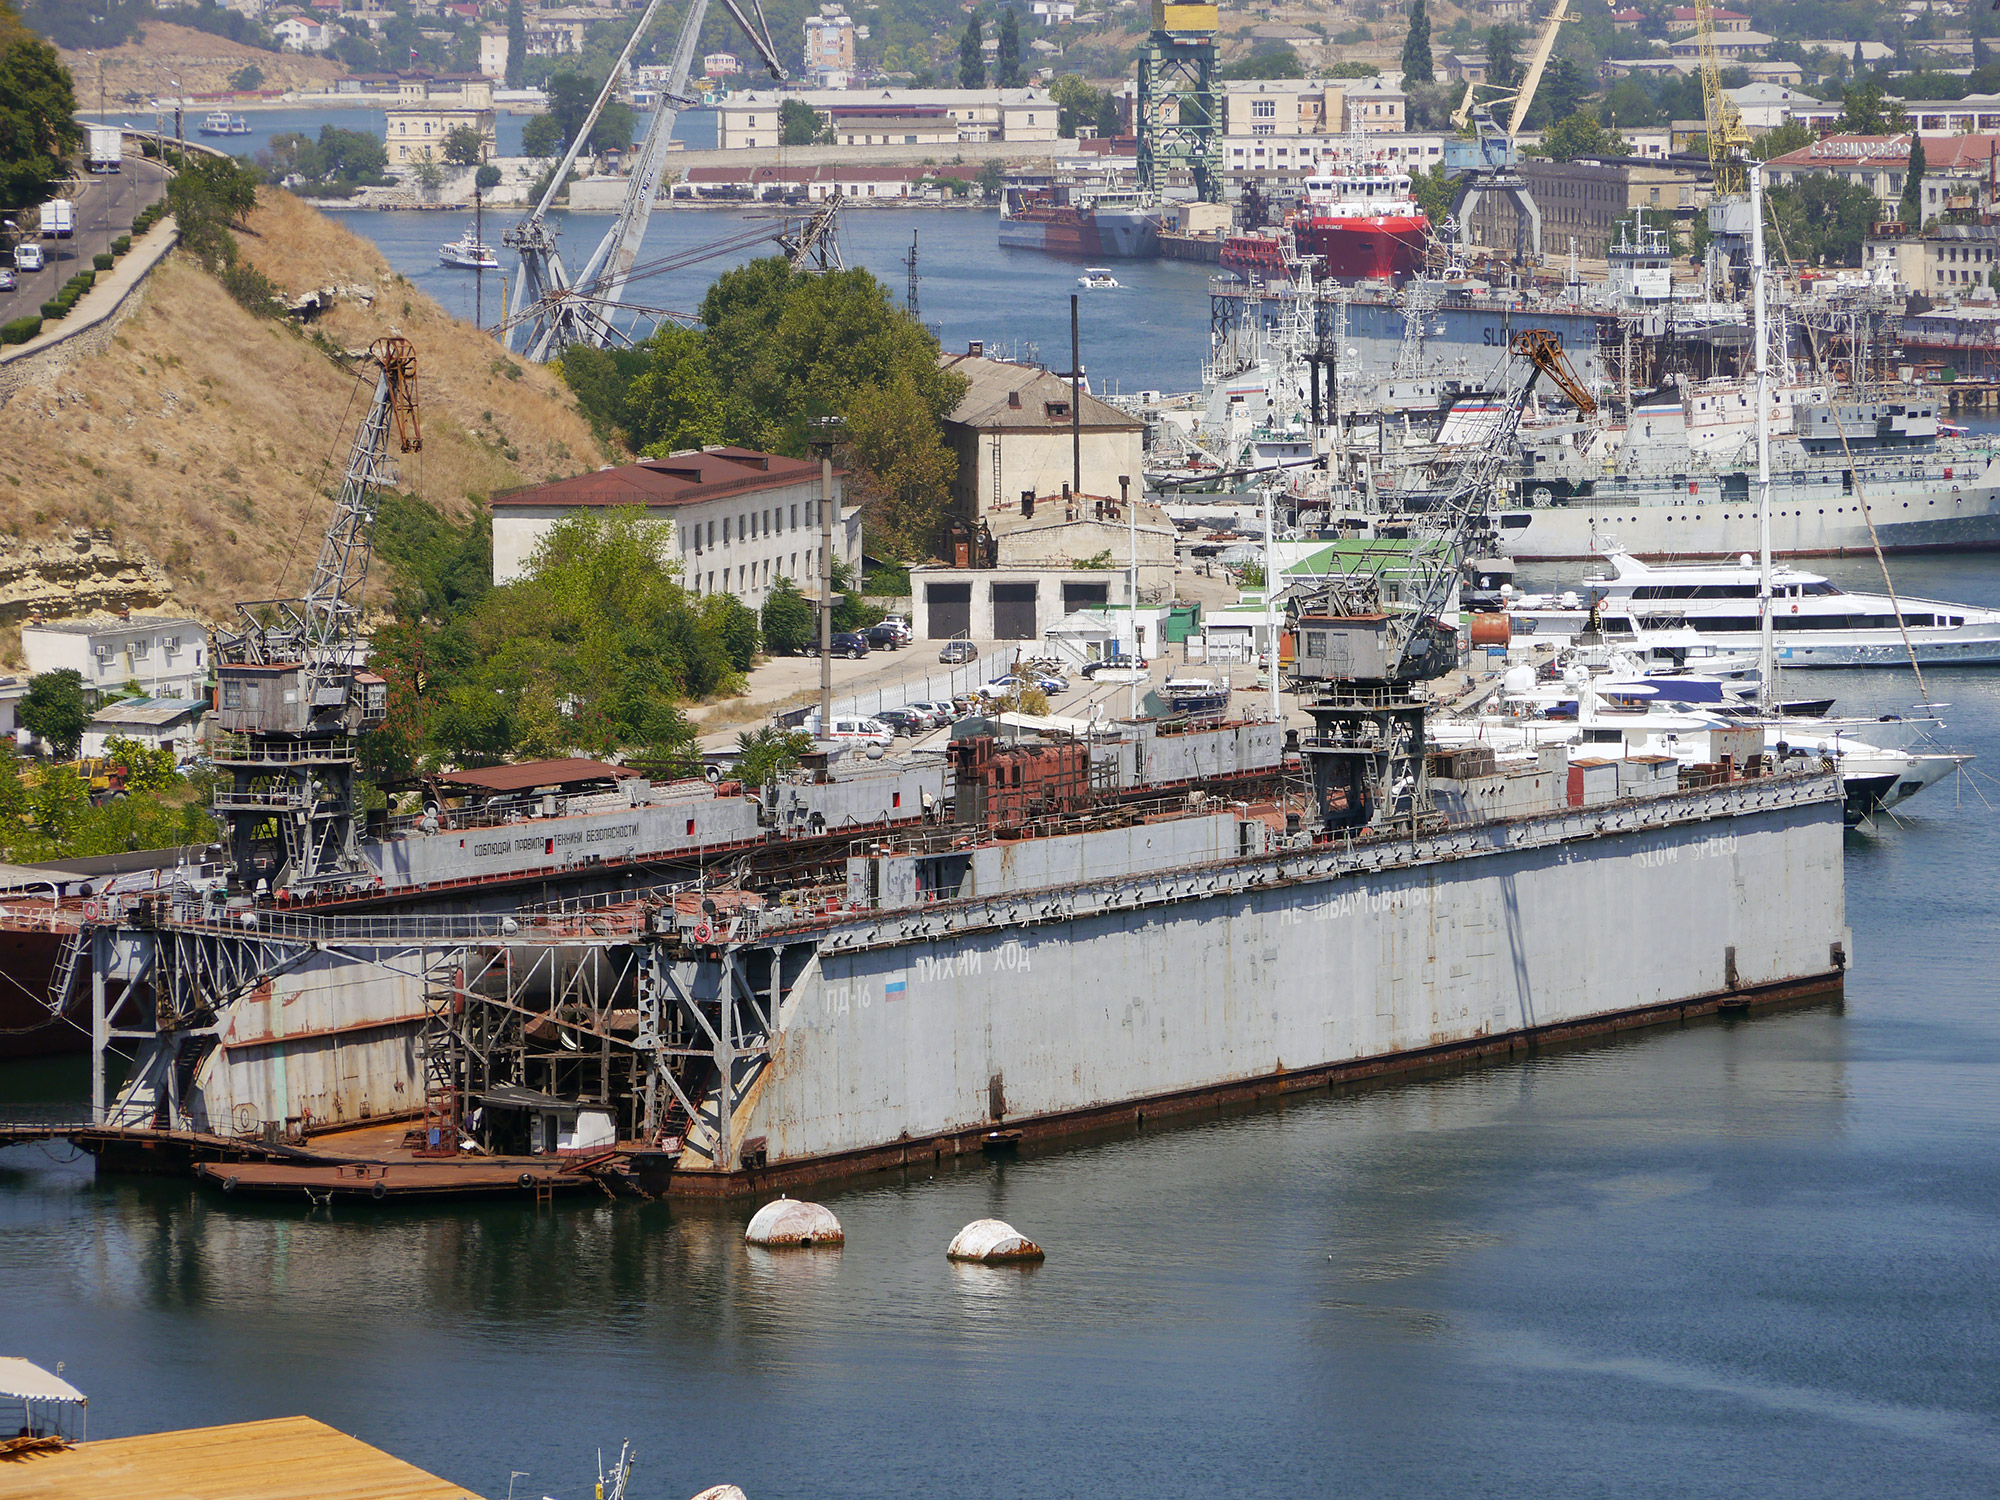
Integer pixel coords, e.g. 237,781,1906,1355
210,339,418,889
503,0,789,360
1288,331,1594,834
1694,0,1757,295
1445,0,1572,265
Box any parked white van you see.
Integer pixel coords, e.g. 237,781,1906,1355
802,713,894,747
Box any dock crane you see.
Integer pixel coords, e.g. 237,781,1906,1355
1444,0,1572,265
1288,331,1594,834
1694,0,1758,295
502,0,790,361
210,339,419,889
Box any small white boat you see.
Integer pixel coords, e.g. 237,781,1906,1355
1077,267,1119,289
197,111,251,136
439,233,499,270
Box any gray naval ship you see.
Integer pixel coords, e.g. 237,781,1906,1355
1490,388,2000,560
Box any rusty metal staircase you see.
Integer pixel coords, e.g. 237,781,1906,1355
415,952,463,1156
45,927,88,1021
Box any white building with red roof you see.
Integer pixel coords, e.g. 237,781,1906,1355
489,448,858,602
1765,133,2000,221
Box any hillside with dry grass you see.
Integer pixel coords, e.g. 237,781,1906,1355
0,189,613,660
59,22,342,101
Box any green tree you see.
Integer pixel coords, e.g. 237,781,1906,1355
167,152,261,268
625,324,723,456
1530,56,1594,130
1767,175,1881,267
780,98,833,145
760,579,814,655
1484,24,1521,91
18,669,85,759
976,159,1006,200
1408,160,1457,223
521,111,563,158
959,12,985,89
995,4,1023,89
845,365,960,557
1532,108,1629,161
545,69,634,155
1839,81,1904,135
408,157,445,191
1901,132,1925,227
100,736,180,793
0,21,80,212
506,0,525,88
1752,119,1813,160
1219,44,1304,81
231,62,264,92
1401,0,1434,84
733,725,813,787
27,764,89,846
442,124,485,165
475,162,501,190
698,258,968,460
1050,72,1107,138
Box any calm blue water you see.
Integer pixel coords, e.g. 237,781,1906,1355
3,557,1998,1499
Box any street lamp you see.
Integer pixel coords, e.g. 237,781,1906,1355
809,414,844,738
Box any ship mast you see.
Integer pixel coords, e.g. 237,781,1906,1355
1751,159,1776,714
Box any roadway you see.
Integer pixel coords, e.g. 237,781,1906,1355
2,155,169,326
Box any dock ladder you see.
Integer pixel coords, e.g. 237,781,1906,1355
46,927,88,1020
415,953,463,1157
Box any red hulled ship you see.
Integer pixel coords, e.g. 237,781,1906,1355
1222,152,1429,283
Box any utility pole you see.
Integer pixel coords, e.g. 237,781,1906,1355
1065,293,1082,497
811,416,842,737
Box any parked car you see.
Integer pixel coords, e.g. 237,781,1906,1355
877,707,926,736
803,713,894,747
806,631,870,659
938,639,978,664
864,622,905,650
1082,656,1149,679
12,244,42,273
906,700,956,726
880,614,913,642
0,267,14,292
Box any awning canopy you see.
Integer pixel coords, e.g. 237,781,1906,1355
0,1357,87,1405
477,1084,586,1115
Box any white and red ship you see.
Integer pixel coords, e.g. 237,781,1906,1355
1222,152,1429,283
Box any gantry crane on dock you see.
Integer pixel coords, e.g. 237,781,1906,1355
502,0,791,360
209,339,418,889
1444,0,1573,265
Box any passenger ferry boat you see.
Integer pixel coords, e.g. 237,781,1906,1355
197,111,251,136
1503,551,2000,666
439,232,499,270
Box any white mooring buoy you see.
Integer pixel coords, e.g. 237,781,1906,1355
946,1218,1045,1263
744,1198,844,1249
689,1486,749,1500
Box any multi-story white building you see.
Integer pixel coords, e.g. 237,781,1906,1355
1222,129,1446,181
384,77,497,166
22,615,210,702
478,32,508,80
716,88,1057,148
489,448,861,608
704,52,743,76
1221,77,1406,138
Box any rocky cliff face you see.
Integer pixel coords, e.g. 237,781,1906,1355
0,530,176,628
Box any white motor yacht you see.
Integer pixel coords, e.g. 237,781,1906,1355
1504,550,2000,666
1077,267,1119,289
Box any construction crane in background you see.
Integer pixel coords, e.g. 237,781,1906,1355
1444,0,1572,265
503,0,789,361
1694,0,1753,197
210,339,418,889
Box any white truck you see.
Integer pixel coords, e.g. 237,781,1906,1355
87,127,122,173
39,200,73,238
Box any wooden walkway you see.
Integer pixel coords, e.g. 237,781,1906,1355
0,1415,484,1500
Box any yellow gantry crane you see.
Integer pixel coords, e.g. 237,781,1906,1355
1695,0,1753,195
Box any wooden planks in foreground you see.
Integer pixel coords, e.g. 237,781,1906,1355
0,1415,484,1500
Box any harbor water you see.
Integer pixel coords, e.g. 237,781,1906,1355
2,558,1996,1498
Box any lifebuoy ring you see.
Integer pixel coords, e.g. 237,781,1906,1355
370,1180,387,1201
518,1172,535,1189
692,921,713,944
81,899,102,923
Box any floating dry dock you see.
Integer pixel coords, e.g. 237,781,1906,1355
26,698,1850,1200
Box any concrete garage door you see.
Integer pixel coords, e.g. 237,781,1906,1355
1062,581,1110,612
926,581,972,639
991,582,1039,640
